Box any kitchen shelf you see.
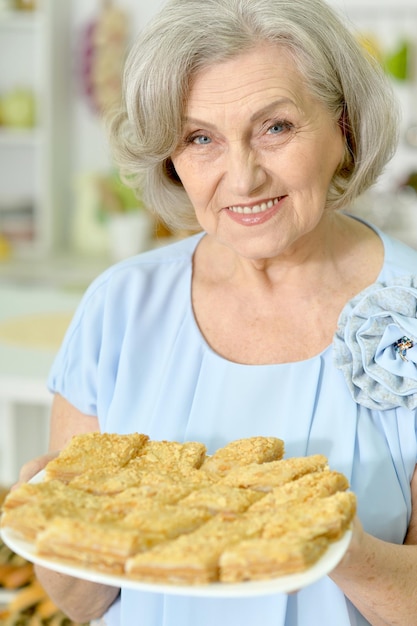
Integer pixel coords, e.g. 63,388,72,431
0,9,42,30
0,128,41,146
0,0,71,257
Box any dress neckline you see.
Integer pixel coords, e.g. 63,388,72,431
188,215,387,368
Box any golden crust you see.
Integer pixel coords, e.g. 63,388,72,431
36,506,214,574
44,432,149,482
179,484,264,514
139,467,216,489
2,480,70,511
2,434,355,586
201,436,284,477
69,465,144,495
67,443,209,495
220,454,328,491
135,440,207,471
258,491,357,542
36,518,148,574
120,504,213,537
107,482,197,508
125,514,264,584
219,492,356,582
248,470,349,512
1,482,117,540
219,534,329,582
123,450,352,587
70,465,215,497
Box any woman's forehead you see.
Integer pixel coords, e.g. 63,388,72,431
186,45,306,108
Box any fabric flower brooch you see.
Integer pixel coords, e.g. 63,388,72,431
333,275,417,410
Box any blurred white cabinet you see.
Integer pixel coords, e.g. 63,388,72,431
0,0,71,258
0,283,81,485
335,0,417,202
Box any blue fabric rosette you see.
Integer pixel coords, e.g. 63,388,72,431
333,275,417,410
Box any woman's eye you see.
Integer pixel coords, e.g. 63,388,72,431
189,134,211,145
267,121,291,135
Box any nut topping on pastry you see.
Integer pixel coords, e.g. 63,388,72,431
1,433,356,585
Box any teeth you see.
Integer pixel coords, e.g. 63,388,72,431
228,197,280,214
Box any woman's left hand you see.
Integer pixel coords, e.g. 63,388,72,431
404,464,417,545
331,515,365,572
329,475,417,626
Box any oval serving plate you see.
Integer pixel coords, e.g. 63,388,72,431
0,470,352,597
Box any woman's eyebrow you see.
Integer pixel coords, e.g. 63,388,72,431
183,98,294,129
182,117,217,130
250,97,293,122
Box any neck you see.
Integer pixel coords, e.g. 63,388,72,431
204,211,352,290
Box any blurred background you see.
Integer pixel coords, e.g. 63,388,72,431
0,1,416,622
0,0,416,277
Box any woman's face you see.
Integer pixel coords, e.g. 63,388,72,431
171,44,345,262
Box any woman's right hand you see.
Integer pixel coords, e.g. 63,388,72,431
13,451,59,489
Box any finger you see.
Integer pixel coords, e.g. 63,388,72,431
12,452,59,489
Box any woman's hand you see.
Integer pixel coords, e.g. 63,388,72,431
330,484,417,626
332,515,365,572
330,516,393,625
28,395,119,623
404,464,417,545
12,452,59,489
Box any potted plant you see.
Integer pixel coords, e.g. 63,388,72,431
96,171,154,260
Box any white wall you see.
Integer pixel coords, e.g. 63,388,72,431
69,0,165,176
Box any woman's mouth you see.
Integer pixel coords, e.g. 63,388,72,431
227,197,281,214
226,196,285,224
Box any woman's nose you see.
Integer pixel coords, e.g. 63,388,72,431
224,142,267,196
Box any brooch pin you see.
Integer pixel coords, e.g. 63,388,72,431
394,336,414,361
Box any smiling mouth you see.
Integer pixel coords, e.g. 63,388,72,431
227,197,282,214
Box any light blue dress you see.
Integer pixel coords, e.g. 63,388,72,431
48,219,417,626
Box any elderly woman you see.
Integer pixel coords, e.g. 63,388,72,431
21,0,417,625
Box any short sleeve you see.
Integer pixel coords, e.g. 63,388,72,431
47,279,108,416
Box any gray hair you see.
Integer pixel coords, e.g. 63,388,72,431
107,0,399,231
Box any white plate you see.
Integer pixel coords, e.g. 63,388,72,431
0,589,18,605
0,470,352,597
0,528,351,597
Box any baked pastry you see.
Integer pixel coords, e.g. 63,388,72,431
258,491,356,541
1,479,70,511
219,491,356,582
221,454,328,491
36,505,213,574
103,479,201,508
134,439,207,471
248,470,349,511
36,518,150,574
1,434,355,586
1,482,115,541
120,503,212,536
45,432,150,482
70,464,215,497
69,465,145,495
178,484,264,514
201,436,284,477
219,534,330,582
68,440,208,495
125,513,264,584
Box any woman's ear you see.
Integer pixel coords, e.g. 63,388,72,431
164,158,182,184
337,103,355,174
338,102,349,138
